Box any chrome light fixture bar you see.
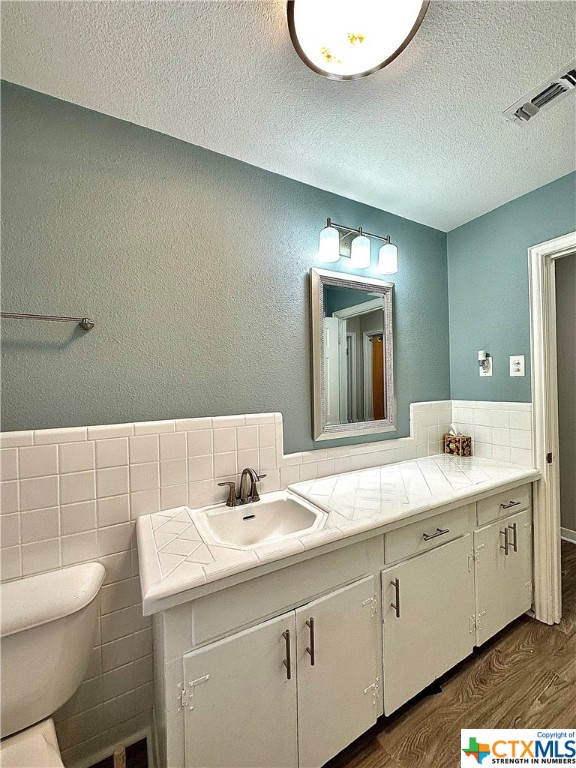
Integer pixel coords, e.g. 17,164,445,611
287,0,429,81
318,218,398,274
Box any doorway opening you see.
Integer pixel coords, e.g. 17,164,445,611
528,231,576,625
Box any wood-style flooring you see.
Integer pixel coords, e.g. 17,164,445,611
326,541,576,768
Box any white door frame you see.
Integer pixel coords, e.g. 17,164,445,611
346,332,358,423
528,230,576,625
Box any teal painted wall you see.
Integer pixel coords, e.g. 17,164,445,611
0,82,449,453
447,172,576,402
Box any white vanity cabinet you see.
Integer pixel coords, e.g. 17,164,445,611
183,612,297,768
379,487,533,714
145,474,538,768
295,576,379,768
181,575,378,768
381,534,475,715
474,508,533,645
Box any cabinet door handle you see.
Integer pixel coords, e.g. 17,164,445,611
422,527,450,541
508,522,518,552
500,527,509,555
282,630,292,680
305,618,315,666
390,578,400,618
500,500,521,510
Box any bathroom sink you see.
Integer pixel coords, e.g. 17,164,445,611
192,491,327,550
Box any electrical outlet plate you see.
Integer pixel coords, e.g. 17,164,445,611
510,355,525,377
479,357,493,377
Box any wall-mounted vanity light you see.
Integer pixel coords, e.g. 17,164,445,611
287,0,429,81
478,350,493,377
318,218,398,274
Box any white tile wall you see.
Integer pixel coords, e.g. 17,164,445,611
0,399,532,766
452,400,533,467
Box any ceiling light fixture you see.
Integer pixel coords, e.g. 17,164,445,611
317,219,398,274
287,0,429,81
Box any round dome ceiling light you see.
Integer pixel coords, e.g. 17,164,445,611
287,0,429,81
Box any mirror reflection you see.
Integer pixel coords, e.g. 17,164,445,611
323,285,387,425
311,269,395,441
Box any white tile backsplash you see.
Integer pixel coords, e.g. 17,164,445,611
160,484,188,510
129,435,158,465
21,507,60,544
95,438,129,469
88,424,134,440
62,531,98,566
160,459,187,488
34,427,87,445
0,448,18,481
0,431,34,448
98,495,130,527
451,400,533,467
0,480,19,514
59,441,95,474
97,466,129,498
0,513,20,547
213,427,237,453
213,451,237,478
187,430,213,457
60,471,96,505
0,546,21,581
18,444,58,479
129,463,159,493
159,432,187,461
0,399,533,764
61,501,97,535
20,475,59,511
21,538,61,575
237,425,258,451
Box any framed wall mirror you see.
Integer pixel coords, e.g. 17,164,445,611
310,268,395,441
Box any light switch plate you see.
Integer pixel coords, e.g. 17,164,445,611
510,355,525,377
479,357,493,377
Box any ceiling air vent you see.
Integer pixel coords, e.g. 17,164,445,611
504,61,576,126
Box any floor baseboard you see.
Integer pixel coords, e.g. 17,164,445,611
561,527,576,544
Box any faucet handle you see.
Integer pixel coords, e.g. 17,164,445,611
251,473,266,503
218,481,238,507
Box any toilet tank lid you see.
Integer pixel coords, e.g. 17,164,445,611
0,563,106,638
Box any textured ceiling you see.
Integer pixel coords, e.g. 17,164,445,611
2,0,575,231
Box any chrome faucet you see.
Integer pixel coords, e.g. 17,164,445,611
240,468,266,504
218,468,266,507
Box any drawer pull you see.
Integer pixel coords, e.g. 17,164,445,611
422,527,450,541
500,500,521,510
508,522,518,552
305,618,315,666
390,578,400,618
282,630,292,680
500,527,509,556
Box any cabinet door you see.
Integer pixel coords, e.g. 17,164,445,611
296,576,378,768
183,612,297,768
474,508,533,645
381,535,474,715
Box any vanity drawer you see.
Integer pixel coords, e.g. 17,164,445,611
385,504,475,563
476,484,531,526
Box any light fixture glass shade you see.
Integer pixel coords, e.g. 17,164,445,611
377,242,398,274
288,0,428,80
350,233,371,269
318,224,340,262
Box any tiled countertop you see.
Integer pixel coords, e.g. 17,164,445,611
137,455,539,614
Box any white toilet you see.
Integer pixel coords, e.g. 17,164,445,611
0,562,105,767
